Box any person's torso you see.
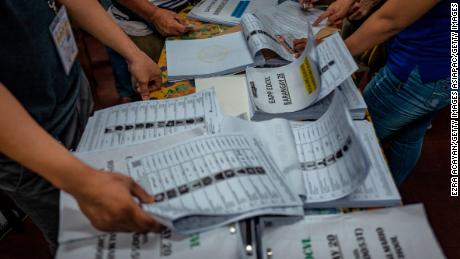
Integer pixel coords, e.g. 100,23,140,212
387,0,450,83
0,0,80,138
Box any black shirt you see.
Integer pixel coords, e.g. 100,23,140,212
0,0,80,138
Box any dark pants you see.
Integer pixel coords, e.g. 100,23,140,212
0,72,93,254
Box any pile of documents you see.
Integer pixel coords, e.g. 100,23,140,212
57,203,446,258
187,0,278,26
61,88,401,238
166,2,327,80
57,2,447,257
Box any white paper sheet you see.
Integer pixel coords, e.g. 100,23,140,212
188,0,278,26
315,33,359,101
127,133,303,233
260,204,446,259
333,121,400,207
290,93,371,204
195,75,251,118
246,32,358,114
241,2,326,62
245,27,321,113
166,32,255,81
60,129,207,243
57,226,243,259
77,89,223,152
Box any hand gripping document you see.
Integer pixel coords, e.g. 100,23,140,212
246,23,358,114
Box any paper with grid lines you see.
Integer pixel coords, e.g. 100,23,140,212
126,133,303,234
77,89,223,152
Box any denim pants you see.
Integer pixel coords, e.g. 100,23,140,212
0,72,93,254
363,65,450,185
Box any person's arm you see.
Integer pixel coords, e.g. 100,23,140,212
59,0,161,99
313,0,357,25
116,0,188,36
345,0,439,56
0,84,162,232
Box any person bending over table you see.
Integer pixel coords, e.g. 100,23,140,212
0,0,163,255
298,0,450,186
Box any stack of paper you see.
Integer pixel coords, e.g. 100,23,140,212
166,32,255,81
246,32,358,116
250,77,367,121
259,204,445,259
57,225,244,259
168,2,329,81
188,0,278,26
194,76,367,121
77,89,223,152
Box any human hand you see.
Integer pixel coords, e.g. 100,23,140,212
149,8,188,36
127,51,161,100
299,0,319,10
69,170,164,233
314,0,355,26
348,0,381,21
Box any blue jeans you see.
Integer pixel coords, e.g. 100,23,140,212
363,66,450,186
107,48,135,97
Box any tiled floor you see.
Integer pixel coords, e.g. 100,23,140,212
0,36,458,259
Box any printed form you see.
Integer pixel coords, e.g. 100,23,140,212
188,0,278,26
246,31,358,114
242,1,326,62
57,226,243,259
291,93,370,203
260,204,446,259
60,129,207,243
126,133,303,234
77,89,223,152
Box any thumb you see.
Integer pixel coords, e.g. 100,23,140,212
131,181,155,204
136,81,150,100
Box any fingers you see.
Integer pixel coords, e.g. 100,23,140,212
136,81,150,100
131,205,165,233
293,39,307,53
313,9,332,26
130,181,155,204
276,35,295,54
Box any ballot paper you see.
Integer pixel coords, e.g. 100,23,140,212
334,121,401,208
250,77,368,121
166,32,256,81
220,93,373,207
169,3,329,80
246,26,321,114
290,93,370,204
242,1,326,62
246,32,358,114
259,204,446,259
127,133,304,234
60,128,207,243
188,0,278,26
57,225,244,259
291,120,401,208
77,89,223,152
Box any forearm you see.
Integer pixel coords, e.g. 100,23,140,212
116,0,159,21
59,0,143,63
345,15,399,56
0,84,94,193
345,0,439,56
